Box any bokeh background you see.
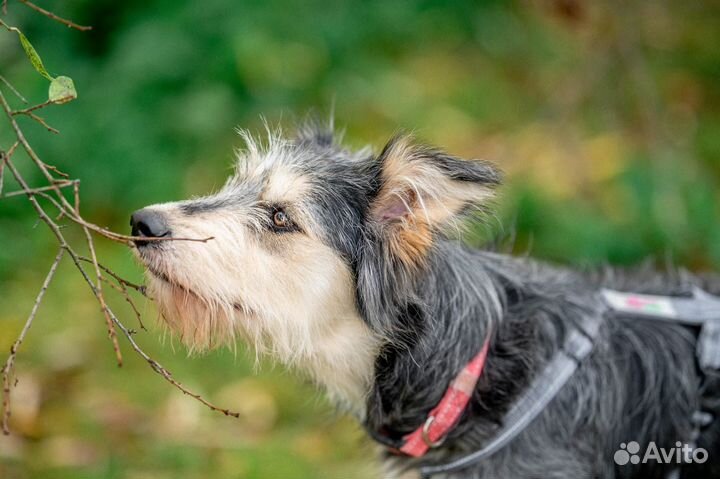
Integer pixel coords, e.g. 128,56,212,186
1,1,719,478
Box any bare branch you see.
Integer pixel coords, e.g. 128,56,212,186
110,314,241,419
77,255,147,295
6,141,18,157
0,90,73,194
0,94,122,366
16,0,92,31
25,111,59,134
1,90,211,245
0,75,28,104
82,221,124,366
12,100,62,133
0,141,19,196
0,179,76,199
1,156,121,362
101,277,147,331
2,154,240,421
2,248,64,435
11,99,53,116
1,14,241,428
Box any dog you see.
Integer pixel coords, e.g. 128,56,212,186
131,123,720,478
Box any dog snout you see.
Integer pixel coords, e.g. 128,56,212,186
130,208,170,244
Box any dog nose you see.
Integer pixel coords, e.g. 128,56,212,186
130,209,170,240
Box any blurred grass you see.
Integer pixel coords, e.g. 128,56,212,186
0,1,719,478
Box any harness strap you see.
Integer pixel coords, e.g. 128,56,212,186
419,320,601,478
603,287,720,371
393,288,718,479
601,286,720,325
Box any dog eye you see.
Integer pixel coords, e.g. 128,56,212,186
267,206,301,234
272,208,290,228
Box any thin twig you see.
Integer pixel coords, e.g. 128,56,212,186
101,278,147,331
0,180,76,199
2,154,239,426
5,140,19,158
25,111,59,134
5,157,239,417
0,9,240,431
111,314,240,418
0,141,19,197
80,253,149,329
0,117,122,366
0,75,27,104
41,161,68,178
0,91,72,205
1,249,64,435
12,100,53,116
77,255,147,295
1,90,121,365
6,187,182,248
0,90,212,246
17,0,92,31
83,222,124,366
12,101,61,133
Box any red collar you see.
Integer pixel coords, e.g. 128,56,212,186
397,336,492,457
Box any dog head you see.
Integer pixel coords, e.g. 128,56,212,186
131,124,501,409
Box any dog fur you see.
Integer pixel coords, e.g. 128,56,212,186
132,123,720,478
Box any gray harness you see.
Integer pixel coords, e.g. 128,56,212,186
419,288,720,479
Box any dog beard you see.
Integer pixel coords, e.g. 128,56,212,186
147,274,240,352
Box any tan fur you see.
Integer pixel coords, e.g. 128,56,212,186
370,136,494,266
135,150,380,415
261,165,310,204
391,218,433,268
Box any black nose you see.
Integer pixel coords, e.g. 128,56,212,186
130,209,170,242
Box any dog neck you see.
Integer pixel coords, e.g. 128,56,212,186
361,246,550,451
296,313,381,418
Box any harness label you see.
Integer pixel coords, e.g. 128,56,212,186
602,290,677,318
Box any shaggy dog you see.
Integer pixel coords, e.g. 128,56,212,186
131,124,720,478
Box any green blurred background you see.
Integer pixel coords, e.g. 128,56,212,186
1,1,718,478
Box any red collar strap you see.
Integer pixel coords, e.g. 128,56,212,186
398,336,492,458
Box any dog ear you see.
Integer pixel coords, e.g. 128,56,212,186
369,135,501,267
